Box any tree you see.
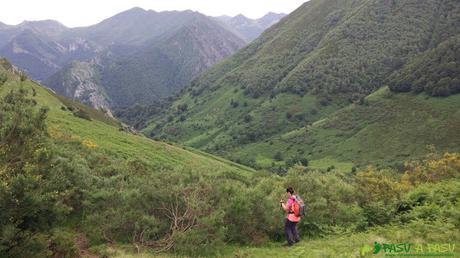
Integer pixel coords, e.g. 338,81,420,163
176,104,188,114
273,151,283,161
243,114,253,123
0,89,56,257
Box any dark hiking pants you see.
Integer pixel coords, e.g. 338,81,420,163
284,219,300,245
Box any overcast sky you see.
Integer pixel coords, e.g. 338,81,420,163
0,0,307,28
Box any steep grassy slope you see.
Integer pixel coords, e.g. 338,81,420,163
0,59,253,174
0,58,261,257
145,0,460,170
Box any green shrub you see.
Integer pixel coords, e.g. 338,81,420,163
285,167,367,237
397,180,460,226
73,109,92,120
273,151,283,161
19,73,27,82
0,73,6,86
49,229,79,258
0,90,58,257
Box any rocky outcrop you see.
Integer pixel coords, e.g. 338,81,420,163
44,61,111,115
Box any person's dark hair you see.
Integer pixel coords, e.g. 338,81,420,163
286,187,294,194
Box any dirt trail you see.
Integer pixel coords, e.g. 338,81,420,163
75,234,98,258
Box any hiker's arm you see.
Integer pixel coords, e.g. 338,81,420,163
281,201,289,212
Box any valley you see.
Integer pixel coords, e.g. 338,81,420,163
1,0,459,257
145,0,460,172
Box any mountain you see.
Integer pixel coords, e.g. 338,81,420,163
95,13,245,108
18,20,68,38
43,10,245,109
42,60,112,112
71,8,210,46
0,8,246,110
0,21,99,81
0,20,66,46
257,12,286,28
145,0,460,170
216,12,286,42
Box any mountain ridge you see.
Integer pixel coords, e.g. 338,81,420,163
43,11,246,109
0,8,254,110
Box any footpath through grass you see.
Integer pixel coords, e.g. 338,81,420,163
102,222,459,258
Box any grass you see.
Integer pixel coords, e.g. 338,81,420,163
104,223,460,258
233,87,460,170
146,66,460,172
308,157,354,171
0,73,254,177
299,88,460,168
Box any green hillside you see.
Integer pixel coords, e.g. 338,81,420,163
235,87,460,170
144,0,460,171
0,62,252,174
1,58,459,257
0,58,257,257
389,35,460,96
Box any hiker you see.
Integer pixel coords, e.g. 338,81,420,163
280,187,300,246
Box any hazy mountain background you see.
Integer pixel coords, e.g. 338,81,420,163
0,20,100,81
0,8,284,112
216,12,286,42
42,8,246,111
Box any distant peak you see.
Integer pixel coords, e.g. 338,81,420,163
20,19,65,26
117,7,158,16
260,12,286,19
0,21,9,28
126,7,147,12
17,19,68,31
231,14,251,22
